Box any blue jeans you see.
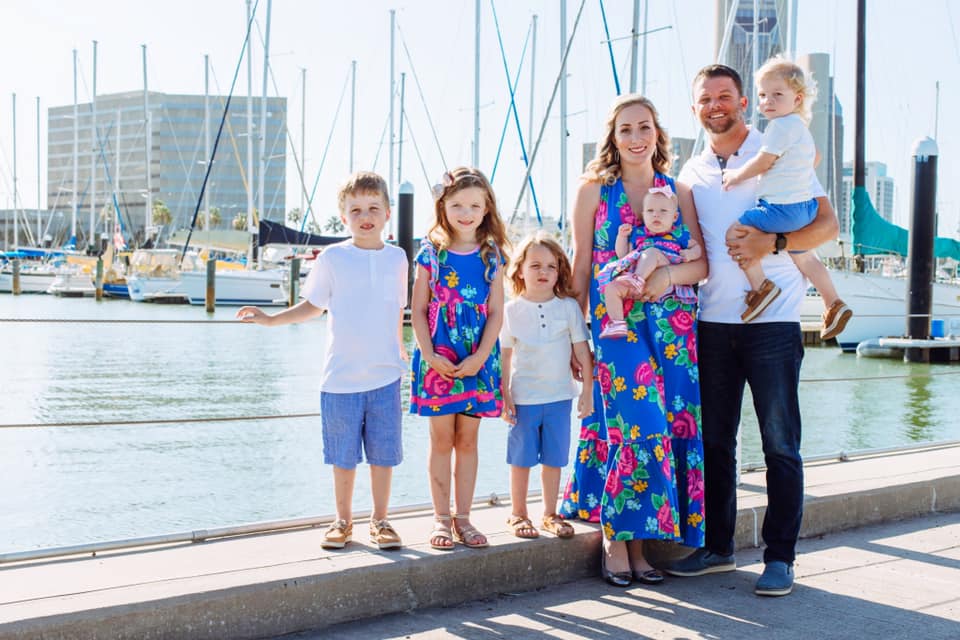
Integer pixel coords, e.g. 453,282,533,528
698,321,804,564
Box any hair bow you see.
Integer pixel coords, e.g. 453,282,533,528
648,185,675,198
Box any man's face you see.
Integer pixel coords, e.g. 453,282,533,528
692,76,747,135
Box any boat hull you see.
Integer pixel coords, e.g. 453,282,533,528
801,270,960,351
0,269,57,293
179,269,288,306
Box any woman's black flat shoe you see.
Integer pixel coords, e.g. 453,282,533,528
601,553,633,587
633,568,665,585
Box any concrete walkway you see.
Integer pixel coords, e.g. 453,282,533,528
298,512,960,640
1,444,958,639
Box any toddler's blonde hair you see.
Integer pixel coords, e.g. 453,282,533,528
755,56,818,124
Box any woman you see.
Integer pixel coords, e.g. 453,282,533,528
559,94,707,587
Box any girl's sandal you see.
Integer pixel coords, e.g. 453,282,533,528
541,513,575,539
507,515,539,539
452,514,489,548
429,515,455,551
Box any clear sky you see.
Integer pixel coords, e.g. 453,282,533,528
0,0,958,239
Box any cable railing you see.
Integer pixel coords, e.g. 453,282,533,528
3,314,959,564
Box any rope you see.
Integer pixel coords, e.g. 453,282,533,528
181,0,260,262
0,412,320,430
598,0,621,95
510,0,587,224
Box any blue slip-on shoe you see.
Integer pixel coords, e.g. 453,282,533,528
754,561,794,596
664,548,736,577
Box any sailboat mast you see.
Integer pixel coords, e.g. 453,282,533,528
559,0,568,246
258,0,272,243
525,14,537,223
629,0,639,92
90,40,98,251
204,54,211,231
115,107,121,238
72,49,78,244
398,72,405,186
246,0,255,266
350,60,356,173
36,96,42,244
301,67,306,213
641,0,649,94
12,93,18,250
473,0,480,168
750,0,759,127
142,45,151,243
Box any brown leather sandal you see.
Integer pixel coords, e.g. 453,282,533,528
452,514,489,548
507,515,540,539
429,515,454,551
541,513,575,538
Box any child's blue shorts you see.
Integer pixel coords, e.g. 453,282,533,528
507,399,574,468
738,197,818,234
320,379,402,470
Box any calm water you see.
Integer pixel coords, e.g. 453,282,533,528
2,294,958,552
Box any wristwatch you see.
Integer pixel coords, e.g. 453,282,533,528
774,233,788,254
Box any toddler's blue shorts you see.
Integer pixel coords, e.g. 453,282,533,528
738,197,818,235
320,379,402,469
507,399,573,468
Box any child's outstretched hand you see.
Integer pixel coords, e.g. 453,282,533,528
453,353,483,378
236,306,268,324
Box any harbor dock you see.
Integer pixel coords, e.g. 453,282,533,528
1,443,957,639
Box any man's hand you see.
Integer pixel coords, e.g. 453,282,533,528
726,223,775,270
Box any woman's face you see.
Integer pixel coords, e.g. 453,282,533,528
613,103,657,168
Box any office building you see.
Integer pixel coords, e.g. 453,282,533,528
47,91,286,247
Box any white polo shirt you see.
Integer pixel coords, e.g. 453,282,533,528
678,127,825,324
500,296,590,405
301,240,409,393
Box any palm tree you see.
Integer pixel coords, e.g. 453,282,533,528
324,215,345,234
232,212,248,231
287,207,302,226
152,200,172,226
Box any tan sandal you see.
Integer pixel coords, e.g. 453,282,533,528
429,515,454,551
507,515,539,539
541,513,575,539
452,514,489,548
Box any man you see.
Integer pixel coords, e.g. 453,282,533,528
665,65,839,596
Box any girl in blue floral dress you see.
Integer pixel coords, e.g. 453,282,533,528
563,95,707,586
410,166,509,551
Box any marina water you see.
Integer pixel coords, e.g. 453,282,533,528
2,295,958,552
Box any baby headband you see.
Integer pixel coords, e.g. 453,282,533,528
648,185,675,198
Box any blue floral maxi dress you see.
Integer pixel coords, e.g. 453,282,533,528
410,242,503,417
560,175,705,547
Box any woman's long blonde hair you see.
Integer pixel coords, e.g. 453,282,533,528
427,166,510,282
584,94,672,185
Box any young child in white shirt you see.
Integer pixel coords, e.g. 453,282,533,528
500,232,593,540
723,56,852,335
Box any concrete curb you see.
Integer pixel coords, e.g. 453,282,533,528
2,447,958,639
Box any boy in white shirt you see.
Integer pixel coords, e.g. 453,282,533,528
237,171,409,551
723,56,852,335
500,233,593,540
